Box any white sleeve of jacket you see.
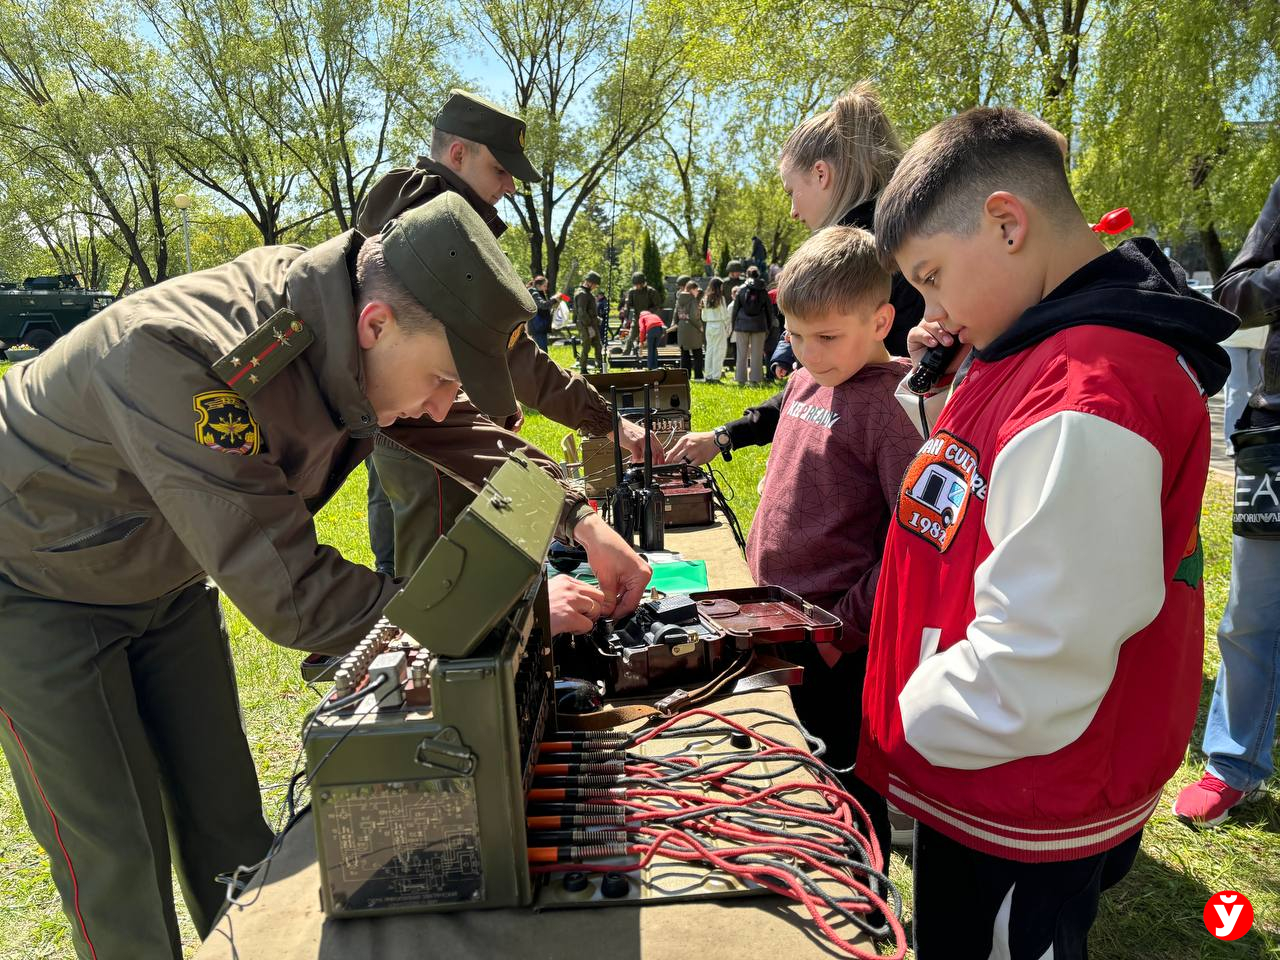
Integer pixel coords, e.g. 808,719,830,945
898,410,1167,770
894,375,948,438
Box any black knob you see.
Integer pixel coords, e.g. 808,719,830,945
730,732,753,750
562,871,589,893
601,871,630,899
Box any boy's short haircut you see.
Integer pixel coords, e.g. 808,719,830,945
776,226,891,319
874,106,1082,272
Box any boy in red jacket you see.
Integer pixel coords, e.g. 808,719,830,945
858,107,1237,957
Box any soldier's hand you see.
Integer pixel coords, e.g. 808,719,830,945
667,430,719,467
548,577,608,635
614,416,666,465
572,513,651,619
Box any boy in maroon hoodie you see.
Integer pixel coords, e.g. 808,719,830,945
746,225,922,869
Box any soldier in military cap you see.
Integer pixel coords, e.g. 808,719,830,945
621,271,663,357
356,90,662,579
0,194,646,959
574,270,605,374
725,258,745,294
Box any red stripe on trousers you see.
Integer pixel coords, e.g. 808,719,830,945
1,706,99,960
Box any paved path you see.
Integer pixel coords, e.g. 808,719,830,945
1208,393,1234,478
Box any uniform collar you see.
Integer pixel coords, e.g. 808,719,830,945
413,156,508,238
285,232,380,438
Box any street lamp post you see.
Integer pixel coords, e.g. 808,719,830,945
174,193,193,274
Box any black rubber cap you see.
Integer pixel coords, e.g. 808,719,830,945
601,871,630,898
562,871,589,893
730,731,753,749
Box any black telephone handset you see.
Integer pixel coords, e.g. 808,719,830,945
907,340,963,396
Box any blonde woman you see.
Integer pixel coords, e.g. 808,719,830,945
676,83,924,457
777,81,922,355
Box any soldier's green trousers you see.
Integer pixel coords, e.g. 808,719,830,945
372,440,479,576
576,323,603,374
0,577,273,960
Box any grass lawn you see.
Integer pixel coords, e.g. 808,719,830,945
0,346,1276,958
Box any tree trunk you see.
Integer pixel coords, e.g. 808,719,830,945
1200,223,1226,280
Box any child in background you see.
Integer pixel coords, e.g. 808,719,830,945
637,309,666,370
746,225,922,868
858,106,1237,957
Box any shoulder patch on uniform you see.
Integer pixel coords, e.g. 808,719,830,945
212,308,314,399
193,391,262,455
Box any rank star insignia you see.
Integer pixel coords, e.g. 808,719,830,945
274,329,290,346
248,374,259,384
230,356,242,366
193,390,262,455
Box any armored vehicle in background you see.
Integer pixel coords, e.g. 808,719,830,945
0,274,115,352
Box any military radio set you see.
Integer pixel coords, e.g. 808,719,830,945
297,451,900,954
605,384,666,551
562,367,731,544
303,452,561,916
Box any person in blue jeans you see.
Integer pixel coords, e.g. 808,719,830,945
638,310,666,370
527,276,554,352
1174,174,1280,827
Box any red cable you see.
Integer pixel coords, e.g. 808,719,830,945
530,707,902,957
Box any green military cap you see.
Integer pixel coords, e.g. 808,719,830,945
727,260,743,273
433,89,541,185
584,271,602,284
676,275,691,288
382,192,534,418
631,272,646,285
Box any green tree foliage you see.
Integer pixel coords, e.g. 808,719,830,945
0,1,182,289
642,229,663,291
0,0,1274,291
462,0,691,290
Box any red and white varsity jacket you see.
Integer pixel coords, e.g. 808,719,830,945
856,325,1210,863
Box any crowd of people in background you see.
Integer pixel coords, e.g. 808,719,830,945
526,257,798,384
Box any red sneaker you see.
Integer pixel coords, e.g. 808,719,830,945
1172,774,1263,828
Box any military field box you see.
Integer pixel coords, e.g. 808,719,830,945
586,368,691,414
659,474,714,526
581,369,692,496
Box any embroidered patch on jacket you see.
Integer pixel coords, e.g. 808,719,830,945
1173,526,1203,588
896,430,987,552
193,391,262,455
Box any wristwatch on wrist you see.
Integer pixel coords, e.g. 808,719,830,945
712,425,733,462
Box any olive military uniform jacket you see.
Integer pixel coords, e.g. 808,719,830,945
357,157,613,435
573,285,598,331
624,285,663,325
0,233,586,655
